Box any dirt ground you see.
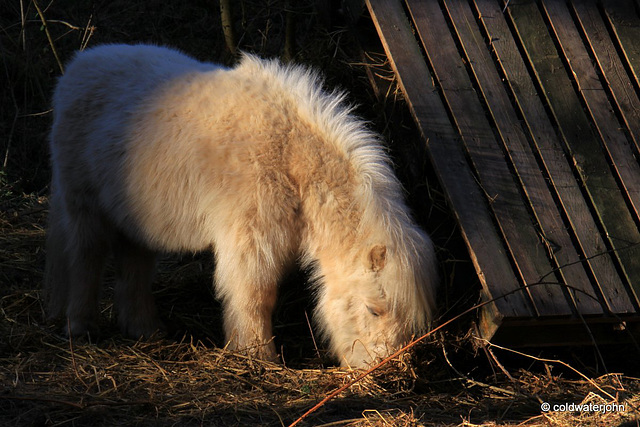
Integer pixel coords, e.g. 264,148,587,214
1,1,639,425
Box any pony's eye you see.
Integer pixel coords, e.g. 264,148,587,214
366,305,380,317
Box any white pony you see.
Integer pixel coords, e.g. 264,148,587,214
45,44,438,368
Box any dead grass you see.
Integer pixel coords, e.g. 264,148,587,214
1,1,639,426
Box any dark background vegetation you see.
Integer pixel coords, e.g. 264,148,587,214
1,0,638,425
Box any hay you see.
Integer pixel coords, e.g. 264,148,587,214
2,328,638,426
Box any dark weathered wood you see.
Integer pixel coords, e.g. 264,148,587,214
443,0,603,315
541,0,640,307
502,0,640,307
542,0,640,227
603,1,640,90
407,1,572,316
572,0,640,155
364,0,535,325
473,0,636,314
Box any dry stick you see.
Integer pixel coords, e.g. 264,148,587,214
80,15,96,51
19,0,26,50
32,0,64,74
484,341,515,382
305,310,322,362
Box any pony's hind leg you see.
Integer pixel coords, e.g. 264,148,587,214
64,211,110,339
113,234,161,339
44,194,71,321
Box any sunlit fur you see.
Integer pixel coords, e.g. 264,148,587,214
45,44,438,367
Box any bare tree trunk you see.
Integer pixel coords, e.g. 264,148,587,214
220,0,237,55
283,0,296,61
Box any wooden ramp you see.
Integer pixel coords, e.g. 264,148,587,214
364,0,640,346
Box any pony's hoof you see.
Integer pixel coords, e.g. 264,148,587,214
62,318,100,343
121,318,166,341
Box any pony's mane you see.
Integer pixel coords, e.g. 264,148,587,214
237,53,435,331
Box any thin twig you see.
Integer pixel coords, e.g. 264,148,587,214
79,15,96,51
305,310,322,362
32,0,64,74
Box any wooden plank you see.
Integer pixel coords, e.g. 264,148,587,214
572,0,640,155
443,0,603,315
501,0,640,309
489,317,640,347
364,0,535,324
542,0,640,234
406,1,572,316
603,1,640,90
474,0,635,314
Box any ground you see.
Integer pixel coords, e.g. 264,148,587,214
1,1,638,425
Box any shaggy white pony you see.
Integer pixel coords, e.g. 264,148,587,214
45,44,438,368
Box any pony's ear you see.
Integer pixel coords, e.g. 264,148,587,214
368,245,387,272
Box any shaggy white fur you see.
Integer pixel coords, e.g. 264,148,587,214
45,44,438,367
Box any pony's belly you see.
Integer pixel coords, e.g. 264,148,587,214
106,185,216,253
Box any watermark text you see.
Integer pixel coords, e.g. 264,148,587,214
540,402,626,414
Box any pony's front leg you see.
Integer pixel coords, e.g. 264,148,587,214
214,253,279,361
